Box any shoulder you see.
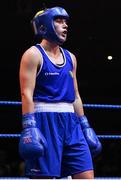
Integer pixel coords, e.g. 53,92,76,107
65,49,77,69
20,45,43,66
61,48,77,67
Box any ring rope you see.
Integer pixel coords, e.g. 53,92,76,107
0,134,121,139
83,104,121,109
0,101,121,109
0,101,121,139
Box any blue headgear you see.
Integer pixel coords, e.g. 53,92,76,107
31,7,69,44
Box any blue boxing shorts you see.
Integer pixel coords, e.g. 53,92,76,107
25,102,93,178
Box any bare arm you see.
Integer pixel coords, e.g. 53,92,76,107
19,47,47,160
70,53,102,158
70,53,84,116
19,46,41,114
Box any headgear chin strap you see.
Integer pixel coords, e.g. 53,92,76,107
31,7,69,45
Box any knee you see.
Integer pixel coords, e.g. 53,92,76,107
72,170,94,179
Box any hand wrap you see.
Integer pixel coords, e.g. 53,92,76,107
79,115,102,158
19,113,47,159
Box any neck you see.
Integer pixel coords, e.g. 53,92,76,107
40,39,60,54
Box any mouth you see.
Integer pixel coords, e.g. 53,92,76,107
62,30,67,37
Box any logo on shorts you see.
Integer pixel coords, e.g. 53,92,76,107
31,169,40,172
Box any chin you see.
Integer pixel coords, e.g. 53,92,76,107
60,37,67,43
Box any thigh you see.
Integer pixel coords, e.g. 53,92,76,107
61,122,94,177
25,112,64,177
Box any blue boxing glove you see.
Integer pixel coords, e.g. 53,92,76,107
19,113,47,160
79,115,102,158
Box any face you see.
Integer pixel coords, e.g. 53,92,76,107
54,18,68,43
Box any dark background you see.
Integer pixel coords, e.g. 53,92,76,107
0,0,121,177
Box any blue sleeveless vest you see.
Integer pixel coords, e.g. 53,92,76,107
33,44,75,103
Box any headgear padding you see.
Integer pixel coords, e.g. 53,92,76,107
31,7,69,44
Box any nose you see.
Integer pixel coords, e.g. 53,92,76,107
63,21,68,29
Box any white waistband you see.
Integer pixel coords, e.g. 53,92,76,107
34,102,74,112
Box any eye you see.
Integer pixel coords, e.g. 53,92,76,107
54,18,68,26
55,18,62,23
